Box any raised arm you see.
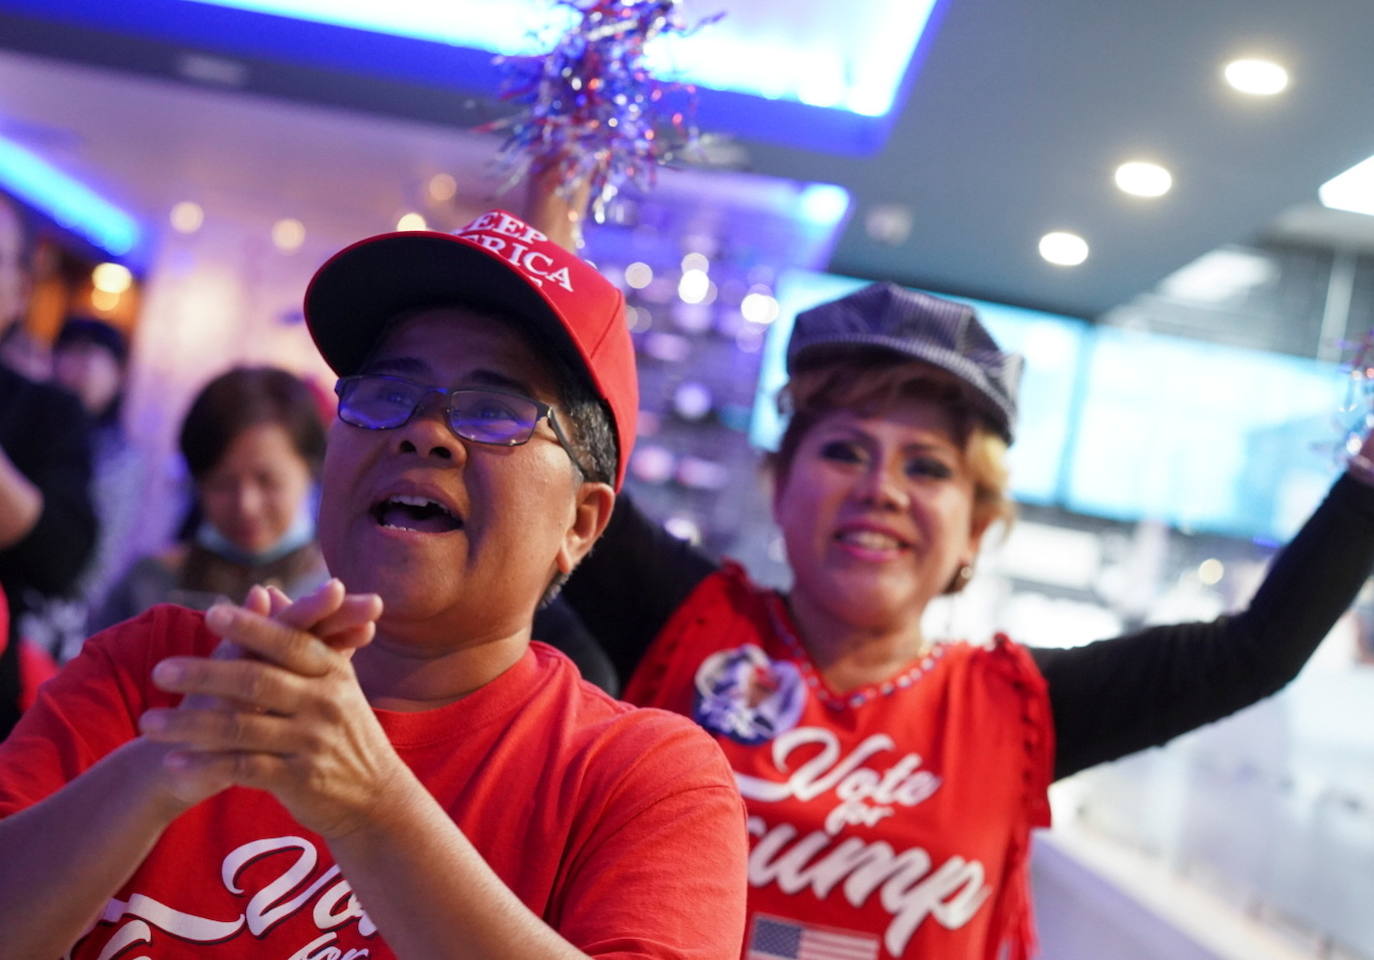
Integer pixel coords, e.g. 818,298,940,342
1034,465,1374,780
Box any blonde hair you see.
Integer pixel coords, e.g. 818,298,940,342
771,350,1015,538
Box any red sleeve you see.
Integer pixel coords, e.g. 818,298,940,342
0,605,214,818
17,641,57,712
552,710,749,960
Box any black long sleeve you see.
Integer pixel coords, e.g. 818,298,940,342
0,369,97,600
1034,473,1374,780
559,495,718,683
0,368,97,737
562,478,1374,784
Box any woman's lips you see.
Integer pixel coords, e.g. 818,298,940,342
832,526,912,560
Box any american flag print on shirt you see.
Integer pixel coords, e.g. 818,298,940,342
747,914,880,960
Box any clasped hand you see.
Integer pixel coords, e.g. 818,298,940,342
138,580,398,839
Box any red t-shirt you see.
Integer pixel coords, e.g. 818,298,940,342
0,604,748,959
623,565,1055,960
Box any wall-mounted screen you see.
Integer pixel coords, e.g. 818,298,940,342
1065,326,1346,541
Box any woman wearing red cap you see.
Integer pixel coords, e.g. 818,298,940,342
557,281,1374,960
0,212,747,960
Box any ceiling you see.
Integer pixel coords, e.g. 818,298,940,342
2,0,1374,320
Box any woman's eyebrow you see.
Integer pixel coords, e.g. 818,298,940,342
361,360,539,398
463,368,537,397
359,356,428,377
812,424,863,442
820,424,956,455
902,440,955,454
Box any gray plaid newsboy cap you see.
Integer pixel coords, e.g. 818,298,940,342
786,282,1023,443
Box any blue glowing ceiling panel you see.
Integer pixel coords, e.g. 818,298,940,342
0,136,141,258
1065,328,1344,541
177,0,939,118
0,0,940,153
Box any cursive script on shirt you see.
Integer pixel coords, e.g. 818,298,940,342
734,726,990,954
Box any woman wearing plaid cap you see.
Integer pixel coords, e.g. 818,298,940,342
556,281,1374,960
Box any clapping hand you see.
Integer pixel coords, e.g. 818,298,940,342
139,580,403,838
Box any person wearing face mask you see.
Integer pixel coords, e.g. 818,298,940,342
94,366,330,630
0,209,747,960
554,282,1374,960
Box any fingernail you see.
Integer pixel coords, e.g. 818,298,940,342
206,605,232,631
153,661,183,685
142,711,167,732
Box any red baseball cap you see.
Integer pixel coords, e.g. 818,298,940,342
304,210,637,489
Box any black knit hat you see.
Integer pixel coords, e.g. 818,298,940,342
55,316,129,367
786,282,1022,443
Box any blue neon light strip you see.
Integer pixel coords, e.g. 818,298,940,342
0,137,141,256
177,0,938,117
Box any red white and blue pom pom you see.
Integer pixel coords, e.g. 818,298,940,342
1333,328,1374,462
490,0,722,218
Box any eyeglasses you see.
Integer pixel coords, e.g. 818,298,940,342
335,374,591,477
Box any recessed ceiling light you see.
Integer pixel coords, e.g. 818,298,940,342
678,269,710,304
1319,154,1374,216
797,183,851,225
91,262,133,294
169,201,204,234
864,204,914,245
396,212,427,231
271,218,305,252
1198,558,1224,585
681,252,710,274
1223,58,1289,96
624,262,654,289
426,173,457,204
1114,161,1173,198
740,293,780,326
1039,231,1089,267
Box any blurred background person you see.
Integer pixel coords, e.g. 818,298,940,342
21,316,145,661
0,321,51,382
52,316,128,438
0,195,96,738
94,365,328,628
